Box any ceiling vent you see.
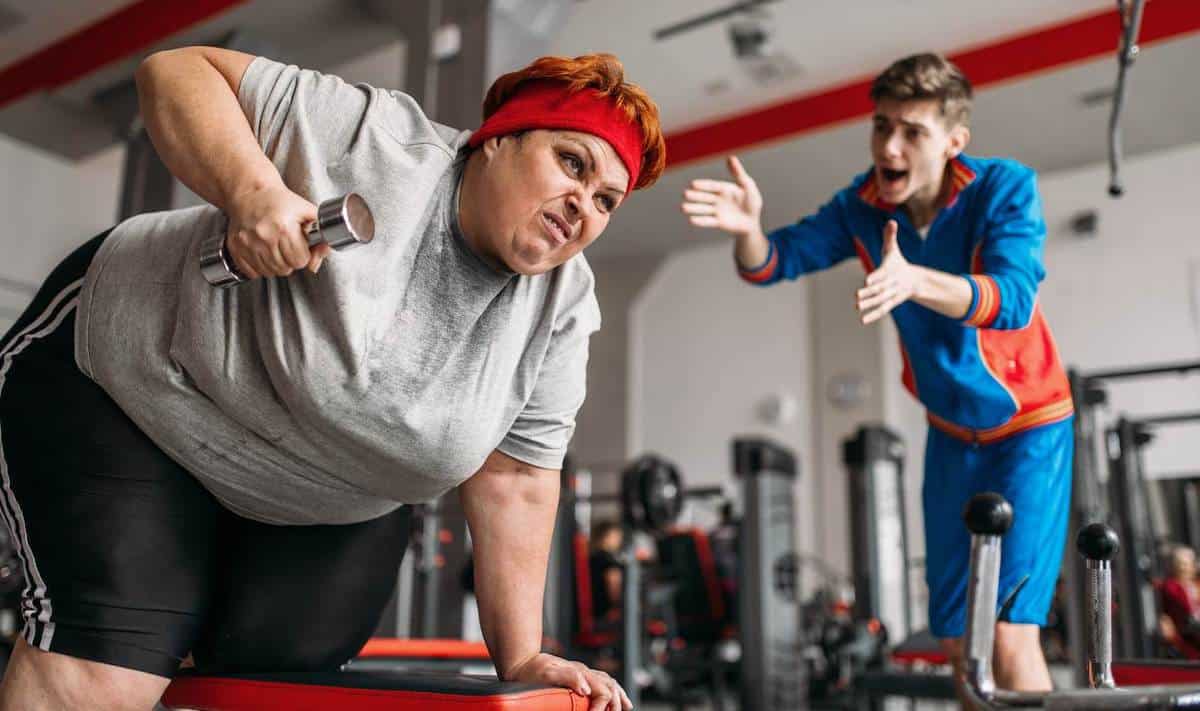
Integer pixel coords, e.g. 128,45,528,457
1079,87,1116,108
0,2,24,36
703,78,732,96
739,50,804,86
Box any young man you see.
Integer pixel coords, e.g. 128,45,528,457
681,53,1073,693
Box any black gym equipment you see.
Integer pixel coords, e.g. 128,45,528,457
733,437,806,710
651,526,737,709
1154,475,1200,560
1106,412,1200,659
838,424,957,708
621,455,685,532
549,439,803,710
369,499,473,649
843,425,912,642
960,492,1200,709
550,452,691,709
1065,360,1200,676
290,452,726,698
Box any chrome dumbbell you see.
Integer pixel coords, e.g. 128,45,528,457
200,193,375,287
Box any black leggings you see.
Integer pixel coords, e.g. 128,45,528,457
0,232,410,677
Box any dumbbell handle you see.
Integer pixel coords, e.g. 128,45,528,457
200,193,375,288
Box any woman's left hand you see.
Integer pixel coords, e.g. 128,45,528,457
506,652,632,711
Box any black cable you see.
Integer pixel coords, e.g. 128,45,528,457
1107,0,1146,197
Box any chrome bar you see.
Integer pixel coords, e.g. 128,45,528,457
1087,559,1116,689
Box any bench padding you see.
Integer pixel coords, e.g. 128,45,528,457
162,670,586,711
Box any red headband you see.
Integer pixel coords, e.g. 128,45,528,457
468,80,644,193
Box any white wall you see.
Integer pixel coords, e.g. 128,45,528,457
0,137,124,330
806,263,890,581
573,254,664,490
625,241,916,622
1038,143,1200,477
879,315,934,625
629,243,819,577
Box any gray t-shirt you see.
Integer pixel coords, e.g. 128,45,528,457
74,57,600,525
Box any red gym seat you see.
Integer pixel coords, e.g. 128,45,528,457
656,527,730,640
348,637,495,673
1113,659,1200,687
571,532,619,649
356,638,491,661
161,669,586,710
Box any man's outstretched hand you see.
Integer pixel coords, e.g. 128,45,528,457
681,156,764,240
857,220,921,324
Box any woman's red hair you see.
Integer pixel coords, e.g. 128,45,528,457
482,53,665,191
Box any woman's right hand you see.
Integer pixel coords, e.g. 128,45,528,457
224,183,330,279
681,155,764,240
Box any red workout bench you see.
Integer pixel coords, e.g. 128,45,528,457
348,638,495,673
357,638,491,661
1114,659,1200,686
162,638,583,710
161,669,585,710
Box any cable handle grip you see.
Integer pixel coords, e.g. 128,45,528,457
199,193,375,288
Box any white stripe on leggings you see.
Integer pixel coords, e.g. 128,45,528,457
0,277,84,651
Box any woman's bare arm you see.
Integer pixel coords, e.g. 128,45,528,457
135,46,278,210
134,47,323,276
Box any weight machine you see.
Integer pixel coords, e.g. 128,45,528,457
1066,360,1200,671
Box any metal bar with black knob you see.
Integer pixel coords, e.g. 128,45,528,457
1066,369,1107,686
961,493,1013,705
959,496,1200,709
960,509,1200,706
1078,522,1120,689
960,493,1065,708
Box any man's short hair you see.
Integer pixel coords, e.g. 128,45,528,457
870,53,973,128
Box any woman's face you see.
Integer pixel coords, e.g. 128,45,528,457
473,129,629,275
1173,547,1197,580
600,527,623,553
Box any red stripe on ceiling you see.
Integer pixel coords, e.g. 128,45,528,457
665,0,1200,168
0,0,249,109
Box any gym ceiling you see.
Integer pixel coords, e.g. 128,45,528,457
1,0,1198,258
